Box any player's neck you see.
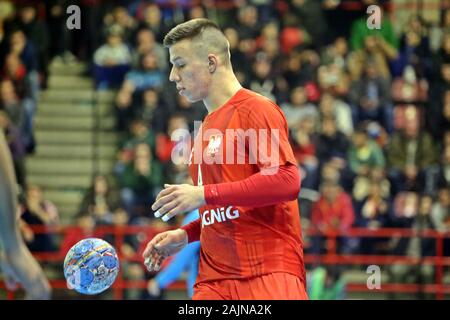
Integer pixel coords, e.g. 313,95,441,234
203,74,242,114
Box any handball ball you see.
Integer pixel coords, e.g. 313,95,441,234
63,238,119,295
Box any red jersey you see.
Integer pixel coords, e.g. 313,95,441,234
187,88,305,285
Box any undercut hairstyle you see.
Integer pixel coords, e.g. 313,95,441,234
163,18,220,47
163,18,231,64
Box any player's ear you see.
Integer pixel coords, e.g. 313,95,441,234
207,55,217,73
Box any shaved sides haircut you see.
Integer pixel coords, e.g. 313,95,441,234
163,18,231,64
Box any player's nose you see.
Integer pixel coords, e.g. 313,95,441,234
169,67,180,82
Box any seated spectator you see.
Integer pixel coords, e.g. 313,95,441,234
0,78,34,152
430,187,450,256
391,16,432,78
131,28,167,71
115,81,136,131
431,188,450,234
59,215,101,258
20,184,59,253
281,85,319,131
116,143,163,218
0,79,24,130
173,95,207,131
123,50,164,92
0,110,26,187
316,116,350,168
103,6,137,44
291,116,319,191
78,175,122,225
347,125,385,178
319,37,351,98
355,179,392,255
156,113,190,165
435,144,450,191
349,4,398,57
318,92,353,137
391,65,428,104
2,53,31,100
93,25,131,89
137,88,170,135
121,118,156,157
386,115,438,194
248,52,276,102
389,191,420,255
310,179,356,256
349,61,394,133
348,33,397,82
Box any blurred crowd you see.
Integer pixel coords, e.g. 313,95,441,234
0,0,449,299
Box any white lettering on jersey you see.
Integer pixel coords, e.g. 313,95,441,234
202,206,240,227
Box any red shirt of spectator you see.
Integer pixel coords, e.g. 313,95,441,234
311,181,355,232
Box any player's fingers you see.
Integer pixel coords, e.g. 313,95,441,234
153,255,166,271
152,192,177,214
154,198,179,218
142,233,167,258
155,185,177,202
160,204,184,222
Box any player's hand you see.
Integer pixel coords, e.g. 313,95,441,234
142,229,188,272
151,184,205,221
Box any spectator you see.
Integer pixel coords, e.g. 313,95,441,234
93,24,132,89
13,4,49,87
310,179,356,255
291,116,319,191
318,92,353,137
389,191,420,255
124,50,165,92
347,126,385,178
431,188,450,234
316,116,350,169
78,174,122,225
103,6,137,44
115,81,136,131
387,114,438,194
435,144,450,191
349,4,398,53
0,110,26,187
137,88,170,135
59,215,101,257
281,85,319,130
131,28,167,71
355,179,392,254
248,52,276,101
349,60,394,133
20,184,59,253
116,143,163,218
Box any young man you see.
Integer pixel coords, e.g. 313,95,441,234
0,130,51,299
143,18,307,300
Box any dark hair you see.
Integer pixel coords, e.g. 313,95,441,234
163,18,220,47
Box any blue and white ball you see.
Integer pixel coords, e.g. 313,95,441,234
63,238,119,295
